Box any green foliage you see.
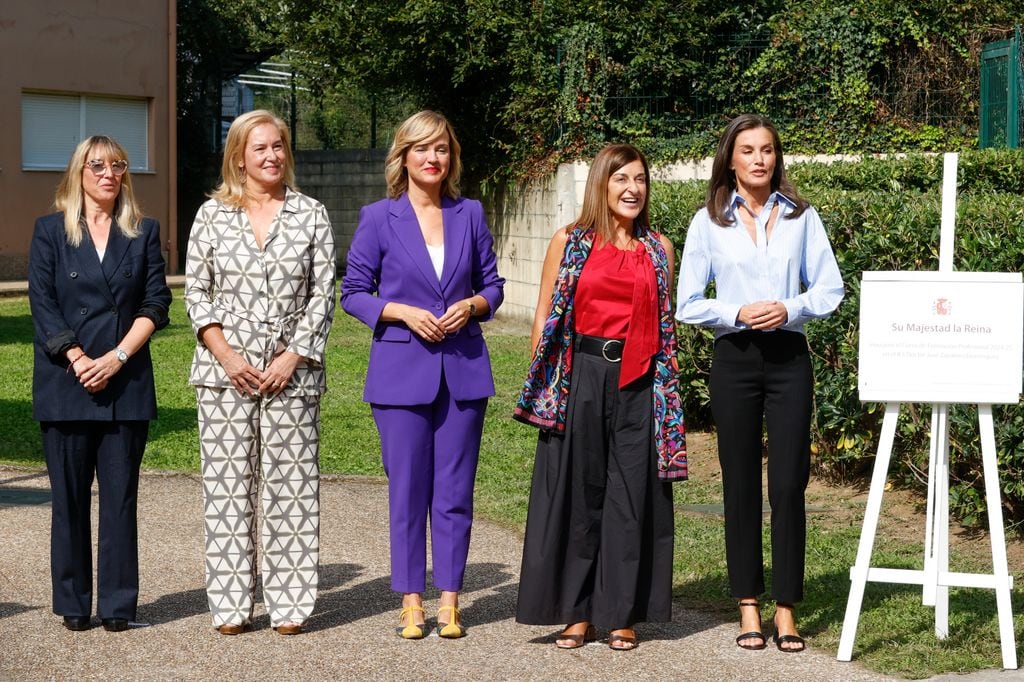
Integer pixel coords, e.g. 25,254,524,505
555,23,610,154
176,0,281,272
715,0,1015,155
180,1,1021,182
299,89,414,151
651,149,1024,523
750,3,886,138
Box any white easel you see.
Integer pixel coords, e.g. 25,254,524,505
837,153,1021,670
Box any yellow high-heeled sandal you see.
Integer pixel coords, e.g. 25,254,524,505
437,604,466,639
396,605,427,640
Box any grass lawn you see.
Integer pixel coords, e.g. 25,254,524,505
2,289,1022,677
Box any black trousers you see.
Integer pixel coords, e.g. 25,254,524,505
41,420,148,620
516,338,674,628
709,330,812,604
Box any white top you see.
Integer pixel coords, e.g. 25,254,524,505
426,242,444,281
676,191,845,338
95,246,106,261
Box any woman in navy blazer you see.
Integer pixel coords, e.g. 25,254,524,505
342,110,504,639
28,135,171,633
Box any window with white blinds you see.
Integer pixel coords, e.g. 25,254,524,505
21,92,149,171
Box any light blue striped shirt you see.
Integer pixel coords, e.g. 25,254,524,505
675,191,844,338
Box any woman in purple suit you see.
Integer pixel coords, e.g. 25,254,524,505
342,110,504,639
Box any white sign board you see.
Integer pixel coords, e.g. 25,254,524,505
858,271,1023,404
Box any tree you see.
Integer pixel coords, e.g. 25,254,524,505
176,0,278,268
179,0,1022,189
275,0,716,181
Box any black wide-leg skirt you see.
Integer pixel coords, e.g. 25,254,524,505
515,347,674,628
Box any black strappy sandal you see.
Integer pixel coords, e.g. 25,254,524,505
772,603,806,653
736,600,767,650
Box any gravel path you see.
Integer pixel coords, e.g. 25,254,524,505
0,466,996,680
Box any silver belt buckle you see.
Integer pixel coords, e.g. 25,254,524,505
601,339,622,363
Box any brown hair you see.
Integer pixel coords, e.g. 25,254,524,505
572,143,651,244
210,109,296,207
706,114,808,226
54,135,142,246
385,110,462,199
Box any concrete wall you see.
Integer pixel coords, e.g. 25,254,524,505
481,162,590,321
294,149,387,268
296,150,864,320
0,0,176,279
485,153,863,321
293,148,578,316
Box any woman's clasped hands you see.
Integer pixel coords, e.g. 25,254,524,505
218,348,300,397
258,351,301,397
396,300,473,342
737,300,788,331
71,351,125,393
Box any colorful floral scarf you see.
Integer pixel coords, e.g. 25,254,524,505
514,225,688,481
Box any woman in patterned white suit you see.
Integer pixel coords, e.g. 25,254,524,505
185,109,336,636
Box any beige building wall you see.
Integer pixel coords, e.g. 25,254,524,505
0,0,176,279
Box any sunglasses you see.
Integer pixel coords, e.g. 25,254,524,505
84,159,129,177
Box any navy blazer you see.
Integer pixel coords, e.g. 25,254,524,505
28,212,171,422
341,194,505,405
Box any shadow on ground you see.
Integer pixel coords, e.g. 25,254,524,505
0,602,39,620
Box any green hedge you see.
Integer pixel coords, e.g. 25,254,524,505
651,149,1024,525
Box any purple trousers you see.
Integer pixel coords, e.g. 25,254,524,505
371,378,486,594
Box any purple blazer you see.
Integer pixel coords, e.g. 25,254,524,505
341,194,505,406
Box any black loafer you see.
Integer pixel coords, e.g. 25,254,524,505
101,618,129,632
63,616,91,631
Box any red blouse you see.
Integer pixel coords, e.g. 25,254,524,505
574,239,660,387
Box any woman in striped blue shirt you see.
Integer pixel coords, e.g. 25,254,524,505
676,114,844,653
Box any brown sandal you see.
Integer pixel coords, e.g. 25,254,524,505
555,623,596,649
608,628,638,651
273,622,303,635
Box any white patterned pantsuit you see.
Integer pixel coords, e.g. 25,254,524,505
198,386,321,628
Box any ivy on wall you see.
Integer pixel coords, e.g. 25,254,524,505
182,1,1022,181
555,23,610,156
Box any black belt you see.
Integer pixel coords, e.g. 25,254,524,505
575,334,624,363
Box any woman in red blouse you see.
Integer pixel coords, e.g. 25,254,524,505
515,143,685,651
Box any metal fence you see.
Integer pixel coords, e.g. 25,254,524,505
979,26,1023,148
590,33,980,150
235,28,1017,155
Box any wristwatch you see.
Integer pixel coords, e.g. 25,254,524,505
466,301,477,316
114,347,129,364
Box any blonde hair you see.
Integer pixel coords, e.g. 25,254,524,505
572,143,651,244
210,109,296,207
385,110,462,199
54,135,143,246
